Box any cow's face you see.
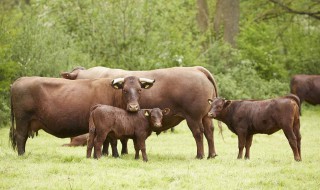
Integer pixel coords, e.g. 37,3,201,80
60,66,86,80
112,76,155,112
207,98,231,118
144,108,170,128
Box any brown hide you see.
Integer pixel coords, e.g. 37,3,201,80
208,95,301,161
87,105,169,161
290,75,320,105
10,76,154,155
62,66,219,159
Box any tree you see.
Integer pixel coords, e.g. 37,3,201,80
196,0,209,32
213,0,240,47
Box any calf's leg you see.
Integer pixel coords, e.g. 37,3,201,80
293,118,302,160
120,139,128,155
133,139,139,160
87,128,95,158
282,127,301,161
136,137,148,162
237,132,246,159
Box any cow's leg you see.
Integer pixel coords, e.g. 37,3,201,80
120,138,128,155
186,118,204,159
102,137,110,156
15,120,29,156
282,127,301,161
133,138,139,160
244,135,253,160
237,132,246,159
110,138,119,158
202,117,217,159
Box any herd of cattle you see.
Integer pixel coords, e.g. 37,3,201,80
8,66,320,162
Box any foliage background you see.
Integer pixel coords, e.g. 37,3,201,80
0,0,320,127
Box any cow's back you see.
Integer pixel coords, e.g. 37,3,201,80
290,75,320,105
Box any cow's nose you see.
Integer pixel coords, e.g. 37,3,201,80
154,123,162,128
208,112,214,118
128,104,139,112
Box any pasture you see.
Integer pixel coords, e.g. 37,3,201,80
0,105,319,189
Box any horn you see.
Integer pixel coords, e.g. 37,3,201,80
112,78,125,85
139,78,155,83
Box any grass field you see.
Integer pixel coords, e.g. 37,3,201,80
0,105,320,189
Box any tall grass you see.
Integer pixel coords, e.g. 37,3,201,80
0,105,320,189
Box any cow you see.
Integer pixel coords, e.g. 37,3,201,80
207,95,301,161
62,134,89,147
87,105,170,161
290,75,320,106
61,66,220,159
10,76,155,155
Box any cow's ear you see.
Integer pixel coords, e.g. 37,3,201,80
162,108,170,115
224,100,231,108
208,99,213,105
60,72,77,80
139,78,155,89
111,78,125,89
144,110,151,117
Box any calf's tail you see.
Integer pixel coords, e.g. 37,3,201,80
87,108,97,158
286,94,301,116
9,85,17,151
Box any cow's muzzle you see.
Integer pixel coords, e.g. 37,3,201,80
128,104,140,112
207,112,216,118
153,123,162,128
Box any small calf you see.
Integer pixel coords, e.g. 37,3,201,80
62,134,88,147
207,95,301,161
87,104,170,161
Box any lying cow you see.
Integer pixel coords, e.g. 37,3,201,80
290,75,320,105
87,104,170,161
10,76,155,155
207,95,301,161
61,66,220,159
62,134,89,147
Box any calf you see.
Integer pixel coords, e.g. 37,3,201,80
62,134,88,147
207,95,301,161
87,105,170,161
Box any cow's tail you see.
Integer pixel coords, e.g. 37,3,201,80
9,85,17,151
286,94,301,116
196,66,223,138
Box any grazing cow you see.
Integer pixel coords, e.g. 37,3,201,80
87,105,170,161
61,66,220,159
207,95,301,161
62,134,89,147
10,76,155,155
290,75,320,105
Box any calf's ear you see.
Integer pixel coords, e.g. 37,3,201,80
144,110,151,117
208,99,213,105
224,100,231,108
162,108,170,115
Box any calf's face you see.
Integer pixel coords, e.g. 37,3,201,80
112,76,155,112
207,98,231,118
144,108,170,128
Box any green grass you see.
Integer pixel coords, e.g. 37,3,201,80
1,106,320,189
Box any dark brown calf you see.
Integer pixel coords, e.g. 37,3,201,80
207,95,301,161
87,105,170,161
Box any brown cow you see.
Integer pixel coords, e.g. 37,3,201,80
10,76,155,155
290,75,320,105
62,134,88,147
87,105,170,161
207,95,301,161
61,66,220,159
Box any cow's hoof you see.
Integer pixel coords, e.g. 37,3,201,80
195,155,204,159
207,154,218,159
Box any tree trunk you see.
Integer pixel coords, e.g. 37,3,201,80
213,0,240,47
196,0,209,32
